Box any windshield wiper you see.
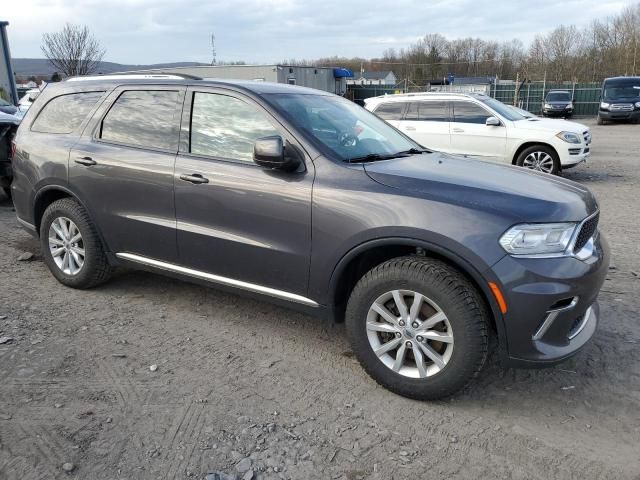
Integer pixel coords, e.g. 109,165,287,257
346,153,405,163
394,148,430,155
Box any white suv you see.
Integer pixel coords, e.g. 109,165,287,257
364,93,591,175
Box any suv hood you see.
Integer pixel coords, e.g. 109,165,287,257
364,152,597,223
513,117,587,133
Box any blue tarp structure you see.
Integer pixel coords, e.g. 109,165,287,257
333,68,354,78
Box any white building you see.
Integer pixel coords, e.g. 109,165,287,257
347,71,397,86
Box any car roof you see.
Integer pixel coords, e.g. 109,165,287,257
364,91,489,105
57,75,332,96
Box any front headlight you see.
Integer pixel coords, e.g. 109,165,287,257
499,223,577,256
556,131,581,144
600,102,610,109
544,103,552,109
635,101,640,108
568,102,574,109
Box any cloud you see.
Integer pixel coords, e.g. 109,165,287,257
2,0,630,64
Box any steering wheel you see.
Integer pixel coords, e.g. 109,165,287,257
339,132,359,148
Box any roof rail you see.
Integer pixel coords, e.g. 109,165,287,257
66,72,202,82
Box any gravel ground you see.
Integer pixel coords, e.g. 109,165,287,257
1,119,639,480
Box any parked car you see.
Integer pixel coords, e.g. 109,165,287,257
17,88,42,113
12,76,608,400
542,90,574,118
365,92,591,175
597,76,640,125
0,111,20,198
0,97,18,115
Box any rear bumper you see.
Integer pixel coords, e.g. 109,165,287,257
490,232,609,367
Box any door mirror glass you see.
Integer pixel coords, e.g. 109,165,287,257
485,116,501,126
254,136,301,171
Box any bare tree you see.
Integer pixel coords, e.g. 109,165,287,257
41,23,105,78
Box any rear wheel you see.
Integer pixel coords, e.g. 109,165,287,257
516,145,560,175
345,256,489,400
40,198,112,288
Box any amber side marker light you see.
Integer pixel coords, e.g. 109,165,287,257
488,282,508,314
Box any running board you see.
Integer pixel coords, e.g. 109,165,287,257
115,252,319,308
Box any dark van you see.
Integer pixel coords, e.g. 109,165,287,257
597,76,640,124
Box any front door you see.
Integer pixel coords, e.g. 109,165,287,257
449,100,507,162
173,88,314,296
69,86,185,262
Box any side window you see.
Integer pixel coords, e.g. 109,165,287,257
190,92,279,162
31,91,104,134
406,101,448,122
373,102,405,121
100,90,180,150
452,101,492,124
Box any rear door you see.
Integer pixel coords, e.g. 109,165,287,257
398,100,451,151
69,86,185,262
371,101,406,129
449,101,507,161
173,87,314,296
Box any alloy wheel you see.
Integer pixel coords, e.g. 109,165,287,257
48,217,85,276
522,151,555,173
366,289,454,378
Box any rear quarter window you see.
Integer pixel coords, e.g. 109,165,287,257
31,91,104,134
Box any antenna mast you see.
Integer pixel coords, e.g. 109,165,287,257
210,33,216,66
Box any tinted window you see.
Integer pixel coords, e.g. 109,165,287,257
406,101,448,122
190,92,279,162
31,92,104,134
452,102,492,124
373,102,405,120
100,90,180,150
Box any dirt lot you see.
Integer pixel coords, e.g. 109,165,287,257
1,119,639,480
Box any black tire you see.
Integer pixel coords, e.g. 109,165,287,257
40,198,112,288
2,186,10,199
597,114,605,126
345,256,489,400
515,144,560,175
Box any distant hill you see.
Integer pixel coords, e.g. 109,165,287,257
12,58,209,77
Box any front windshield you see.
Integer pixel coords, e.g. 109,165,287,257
476,96,525,121
265,93,422,162
603,79,640,100
546,92,571,102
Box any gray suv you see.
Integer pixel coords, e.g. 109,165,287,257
11,75,609,400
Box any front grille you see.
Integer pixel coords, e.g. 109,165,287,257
610,104,634,111
573,213,599,253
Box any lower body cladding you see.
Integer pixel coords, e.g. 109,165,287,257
490,233,609,367
561,145,590,169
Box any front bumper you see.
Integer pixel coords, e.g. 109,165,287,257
490,232,609,367
599,109,640,121
543,107,573,117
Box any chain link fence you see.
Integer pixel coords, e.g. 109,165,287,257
347,80,603,117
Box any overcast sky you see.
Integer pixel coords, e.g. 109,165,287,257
2,0,634,65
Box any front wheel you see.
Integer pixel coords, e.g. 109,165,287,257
516,145,560,175
345,257,489,400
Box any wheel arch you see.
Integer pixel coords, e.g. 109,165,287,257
328,237,506,347
511,141,559,166
32,185,113,259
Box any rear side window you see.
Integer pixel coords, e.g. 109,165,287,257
452,101,492,124
100,90,180,150
406,101,448,122
190,92,279,163
31,92,104,134
373,102,406,120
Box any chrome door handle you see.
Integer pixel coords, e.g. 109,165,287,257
179,173,209,184
452,128,464,133
75,156,96,166
404,126,416,131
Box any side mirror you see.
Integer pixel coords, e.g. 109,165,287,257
486,116,501,126
253,136,301,172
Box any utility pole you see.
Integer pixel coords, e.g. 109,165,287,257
210,33,216,66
